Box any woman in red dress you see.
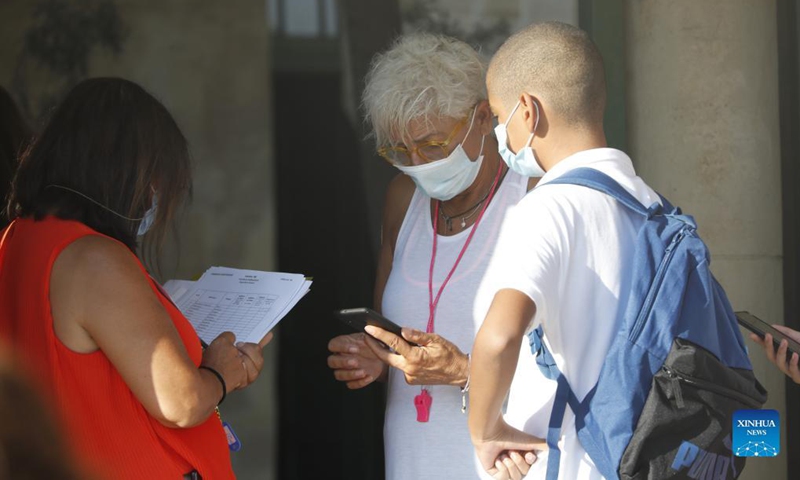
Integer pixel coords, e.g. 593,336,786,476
0,77,268,480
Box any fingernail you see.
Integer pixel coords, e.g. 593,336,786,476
347,359,357,367
364,375,373,382
525,452,535,464
235,342,244,348
364,326,376,335
348,347,358,354
355,370,364,376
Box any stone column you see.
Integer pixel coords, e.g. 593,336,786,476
625,1,784,478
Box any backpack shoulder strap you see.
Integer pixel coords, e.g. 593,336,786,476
543,167,652,217
529,326,588,480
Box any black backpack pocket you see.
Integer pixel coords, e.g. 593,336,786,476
619,338,767,480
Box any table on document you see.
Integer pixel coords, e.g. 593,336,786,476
184,290,279,341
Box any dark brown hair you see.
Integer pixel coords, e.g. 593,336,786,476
7,78,191,259
0,86,32,230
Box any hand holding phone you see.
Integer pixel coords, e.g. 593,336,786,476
334,308,418,347
327,332,388,389
334,308,470,387
736,311,800,358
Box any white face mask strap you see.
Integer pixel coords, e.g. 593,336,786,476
464,105,486,161
504,101,522,127
45,184,144,221
463,105,478,141
526,100,540,147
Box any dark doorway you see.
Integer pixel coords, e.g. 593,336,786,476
271,2,401,477
273,70,386,480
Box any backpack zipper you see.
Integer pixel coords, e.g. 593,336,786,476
662,365,762,409
629,230,687,343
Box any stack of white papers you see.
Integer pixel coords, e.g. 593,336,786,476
163,266,311,344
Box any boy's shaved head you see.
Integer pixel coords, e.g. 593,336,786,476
488,21,606,127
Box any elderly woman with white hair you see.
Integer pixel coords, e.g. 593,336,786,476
327,33,544,479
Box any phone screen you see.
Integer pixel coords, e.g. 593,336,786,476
334,308,418,347
736,311,800,357
335,307,399,332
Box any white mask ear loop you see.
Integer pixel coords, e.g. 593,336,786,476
45,184,144,221
504,101,522,127
476,133,486,160
462,105,478,141
463,105,484,162
525,100,541,147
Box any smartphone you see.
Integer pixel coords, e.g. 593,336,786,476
736,311,800,359
334,307,417,346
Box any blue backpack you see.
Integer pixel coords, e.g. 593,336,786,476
530,168,767,480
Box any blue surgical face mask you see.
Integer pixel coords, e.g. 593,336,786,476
137,194,157,236
494,100,545,177
395,107,485,201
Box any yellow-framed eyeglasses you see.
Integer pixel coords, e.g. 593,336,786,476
377,115,470,167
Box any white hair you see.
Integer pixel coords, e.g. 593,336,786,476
362,33,487,148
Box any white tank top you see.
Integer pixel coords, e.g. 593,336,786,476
381,169,533,480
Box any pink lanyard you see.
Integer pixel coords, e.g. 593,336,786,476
414,161,504,423
427,161,503,333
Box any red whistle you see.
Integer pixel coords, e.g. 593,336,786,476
414,390,433,422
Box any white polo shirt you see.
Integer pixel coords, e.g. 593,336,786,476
482,148,660,479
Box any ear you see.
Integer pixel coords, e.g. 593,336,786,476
519,93,542,135
474,100,494,136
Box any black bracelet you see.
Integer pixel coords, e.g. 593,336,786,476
199,365,227,406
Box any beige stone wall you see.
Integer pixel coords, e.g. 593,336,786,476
626,1,785,478
0,1,277,478
428,0,578,31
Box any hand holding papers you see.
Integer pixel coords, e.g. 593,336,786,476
163,266,311,345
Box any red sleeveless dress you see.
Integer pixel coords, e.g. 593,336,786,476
0,217,236,479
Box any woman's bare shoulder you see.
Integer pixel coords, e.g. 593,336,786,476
383,173,416,230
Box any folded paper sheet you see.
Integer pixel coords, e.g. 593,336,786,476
164,266,311,344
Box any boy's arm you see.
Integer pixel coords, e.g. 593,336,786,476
469,289,546,473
